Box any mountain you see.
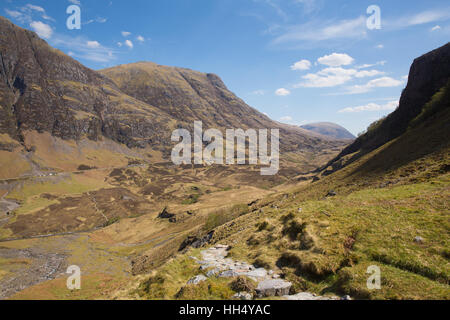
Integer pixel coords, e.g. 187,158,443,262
300,122,355,140
99,62,344,154
0,16,175,149
324,42,450,173
0,16,345,178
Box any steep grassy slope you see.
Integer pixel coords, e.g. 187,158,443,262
100,62,345,153
131,45,450,300
140,108,448,300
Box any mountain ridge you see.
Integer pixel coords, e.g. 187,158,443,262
300,122,355,140
0,16,346,161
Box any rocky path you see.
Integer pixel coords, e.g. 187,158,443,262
0,247,67,299
188,244,343,300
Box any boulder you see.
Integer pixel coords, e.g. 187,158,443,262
187,275,207,285
232,292,253,300
158,207,176,219
256,279,292,297
326,190,337,197
219,270,240,278
245,268,267,278
206,269,220,277
414,236,424,244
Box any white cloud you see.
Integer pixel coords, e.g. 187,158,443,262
21,4,54,21
407,10,450,26
68,0,81,4
6,4,54,23
291,59,311,71
251,90,265,95
294,0,321,14
339,100,399,113
318,53,354,67
86,41,101,48
280,116,293,122
5,9,22,18
273,16,366,45
29,21,53,39
431,25,441,31
121,31,131,37
52,35,117,63
137,35,145,42
347,77,404,94
376,44,384,49
125,40,134,49
354,69,384,78
258,0,288,21
117,42,123,47
298,68,354,88
275,88,291,96
357,61,386,69
389,9,450,29
24,4,45,13
84,17,107,25
296,67,384,88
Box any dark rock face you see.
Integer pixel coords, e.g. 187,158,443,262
327,42,450,169
178,231,215,251
157,207,176,219
0,17,172,149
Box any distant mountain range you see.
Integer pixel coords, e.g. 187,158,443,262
300,122,355,140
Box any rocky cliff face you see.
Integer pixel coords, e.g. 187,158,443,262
0,16,174,150
325,42,450,170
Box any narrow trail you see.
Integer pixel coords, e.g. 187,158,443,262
88,192,109,222
187,244,344,300
0,247,67,300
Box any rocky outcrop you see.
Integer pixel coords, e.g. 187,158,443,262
178,231,214,251
256,279,292,297
325,42,450,171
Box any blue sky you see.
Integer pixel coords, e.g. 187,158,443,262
2,0,450,135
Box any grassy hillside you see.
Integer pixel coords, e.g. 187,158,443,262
133,104,449,300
